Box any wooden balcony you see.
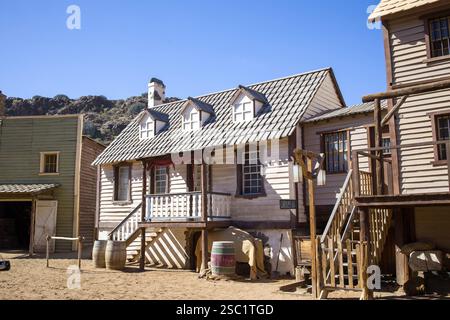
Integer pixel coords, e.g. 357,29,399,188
352,141,450,208
145,191,232,222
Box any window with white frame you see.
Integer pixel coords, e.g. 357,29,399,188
140,117,154,139
242,149,263,195
154,166,168,194
40,152,60,174
114,165,131,202
234,101,253,122
183,108,200,131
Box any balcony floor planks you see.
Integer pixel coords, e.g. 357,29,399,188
355,192,450,208
138,220,232,229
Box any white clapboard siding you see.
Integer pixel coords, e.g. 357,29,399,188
211,138,293,222
169,165,188,193
99,162,143,229
390,17,450,85
301,73,344,120
388,14,450,193
303,113,374,206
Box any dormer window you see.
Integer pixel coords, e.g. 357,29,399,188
234,99,254,122
140,116,155,139
183,105,200,130
181,97,214,131
139,109,169,140
230,85,267,123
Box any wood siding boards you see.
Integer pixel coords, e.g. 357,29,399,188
79,137,105,246
387,11,450,193
303,113,376,206
0,115,81,251
415,206,450,251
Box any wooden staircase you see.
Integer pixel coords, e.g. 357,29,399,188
315,169,393,299
108,203,165,263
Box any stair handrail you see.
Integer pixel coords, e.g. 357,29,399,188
320,169,353,245
108,202,142,239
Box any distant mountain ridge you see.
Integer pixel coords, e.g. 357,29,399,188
5,94,180,145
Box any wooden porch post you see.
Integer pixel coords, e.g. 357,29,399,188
28,196,36,256
139,160,147,271
200,162,209,273
307,157,318,299
374,98,384,195
359,207,372,299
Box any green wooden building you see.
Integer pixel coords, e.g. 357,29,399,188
0,106,105,252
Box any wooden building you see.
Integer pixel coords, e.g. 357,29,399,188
311,0,450,299
0,105,105,253
93,70,386,274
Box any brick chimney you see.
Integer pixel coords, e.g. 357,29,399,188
148,78,166,108
0,90,6,117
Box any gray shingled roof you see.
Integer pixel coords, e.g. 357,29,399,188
0,184,59,194
185,97,215,115
93,68,339,165
238,85,268,104
302,100,388,123
147,109,169,123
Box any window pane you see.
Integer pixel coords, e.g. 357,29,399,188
155,166,168,194
44,154,58,173
324,132,348,174
242,147,262,195
430,17,450,57
117,167,130,201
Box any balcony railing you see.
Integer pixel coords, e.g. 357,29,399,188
145,191,232,221
352,140,450,196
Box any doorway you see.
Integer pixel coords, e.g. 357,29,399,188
0,201,32,250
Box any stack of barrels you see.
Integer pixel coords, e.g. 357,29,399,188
92,240,127,270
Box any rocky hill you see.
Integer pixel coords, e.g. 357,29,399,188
5,94,179,145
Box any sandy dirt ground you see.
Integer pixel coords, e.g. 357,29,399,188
1,251,447,300
0,251,308,300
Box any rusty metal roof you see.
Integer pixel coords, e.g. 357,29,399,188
93,68,341,165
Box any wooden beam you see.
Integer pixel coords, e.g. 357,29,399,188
141,160,147,221
374,99,383,195
307,157,318,299
201,229,208,273
381,95,408,127
139,227,146,271
201,162,208,222
394,209,408,286
447,142,450,192
362,78,450,103
29,197,36,256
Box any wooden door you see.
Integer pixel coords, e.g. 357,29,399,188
33,200,58,253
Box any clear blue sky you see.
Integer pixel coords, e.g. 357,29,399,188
0,0,386,105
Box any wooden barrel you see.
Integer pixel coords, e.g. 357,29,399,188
211,241,236,276
105,240,127,270
92,240,107,268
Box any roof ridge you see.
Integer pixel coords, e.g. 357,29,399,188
152,67,332,110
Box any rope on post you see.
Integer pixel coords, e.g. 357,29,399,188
45,235,85,269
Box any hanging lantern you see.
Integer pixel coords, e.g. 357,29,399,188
317,169,326,186
292,164,303,183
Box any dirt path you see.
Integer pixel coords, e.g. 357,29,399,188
0,252,307,300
